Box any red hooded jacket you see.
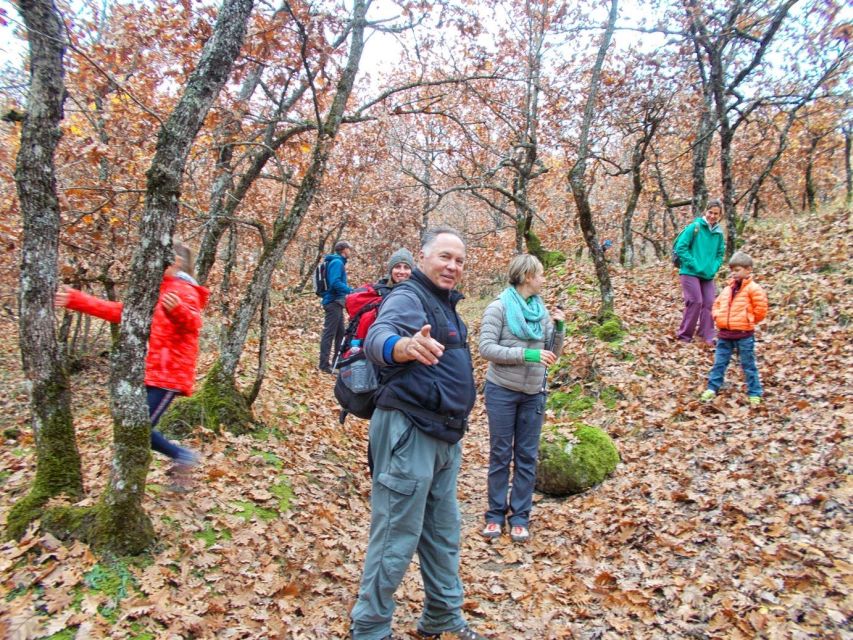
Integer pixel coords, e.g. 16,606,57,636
65,275,210,396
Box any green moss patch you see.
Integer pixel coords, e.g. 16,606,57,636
230,501,278,522
536,424,620,496
599,386,621,409
270,478,294,512
547,385,595,418
592,313,625,342
194,522,232,548
252,450,282,468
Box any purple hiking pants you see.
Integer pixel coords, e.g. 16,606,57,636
677,275,717,343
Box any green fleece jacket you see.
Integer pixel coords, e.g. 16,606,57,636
675,217,725,280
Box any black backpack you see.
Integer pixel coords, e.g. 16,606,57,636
333,279,451,424
312,260,329,296
672,222,699,267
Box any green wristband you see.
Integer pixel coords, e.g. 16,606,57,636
555,320,565,332
524,349,540,363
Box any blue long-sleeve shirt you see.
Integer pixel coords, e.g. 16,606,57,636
321,253,351,305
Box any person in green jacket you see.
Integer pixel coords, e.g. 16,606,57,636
674,200,726,344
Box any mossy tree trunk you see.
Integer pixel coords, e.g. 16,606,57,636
568,0,617,317
7,0,84,540
87,0,254,555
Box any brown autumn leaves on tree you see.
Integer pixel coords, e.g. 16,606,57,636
0,0,850,636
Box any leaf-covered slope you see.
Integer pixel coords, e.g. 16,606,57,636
1,208,850,639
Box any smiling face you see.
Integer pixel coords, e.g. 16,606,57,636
390,262,412,284
420,233,465,290
705,205,722,226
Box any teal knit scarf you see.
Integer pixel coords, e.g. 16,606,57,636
499,286,546,341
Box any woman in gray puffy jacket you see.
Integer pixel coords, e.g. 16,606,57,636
478,254,565,542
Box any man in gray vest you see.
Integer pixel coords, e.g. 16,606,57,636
349,227,487,640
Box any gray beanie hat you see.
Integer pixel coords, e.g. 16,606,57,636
387,248,415,278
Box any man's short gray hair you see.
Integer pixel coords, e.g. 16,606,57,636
421,226,465,253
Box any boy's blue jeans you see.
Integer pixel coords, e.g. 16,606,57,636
707,336,762,397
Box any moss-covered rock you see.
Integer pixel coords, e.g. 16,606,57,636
536,424,620,496
157,361,255,437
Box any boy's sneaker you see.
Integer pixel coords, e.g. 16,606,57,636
700,390,716,403
481,522,501,538
748,396,762,406
418,626,489,639
510,525,530,542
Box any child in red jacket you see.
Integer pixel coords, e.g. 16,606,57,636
700,251,768,406
56,243,209,483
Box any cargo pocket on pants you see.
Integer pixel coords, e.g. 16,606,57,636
376,472,421,542
376,472,417,497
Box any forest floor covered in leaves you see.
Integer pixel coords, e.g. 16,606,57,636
1,208,850,640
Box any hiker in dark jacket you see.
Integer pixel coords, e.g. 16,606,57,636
674,200,726,345
349,227,488,640
319,240,353,373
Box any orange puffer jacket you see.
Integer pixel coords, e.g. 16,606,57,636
65,275,209,396
712,277,768,331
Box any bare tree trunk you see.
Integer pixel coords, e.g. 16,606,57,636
844,123,851,209
772,173,797,214
568,0,618,315
687,0,797,257
200,0,368,433
805,134,820,214
246,289,269,406
620,109,660,268
685,18,715,217
6,0,84,540
88,0,253,555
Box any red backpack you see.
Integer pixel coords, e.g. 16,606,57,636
344,284,385,344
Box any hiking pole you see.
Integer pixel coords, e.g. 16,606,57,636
540,304,562,395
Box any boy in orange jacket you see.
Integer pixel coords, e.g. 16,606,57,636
700,251,768,406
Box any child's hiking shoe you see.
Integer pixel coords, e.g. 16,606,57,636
166,467,194,493
510,525,530,542
174,448,200,467
167,449,199,493
748,396,762,406
418,626,489,639
700,390,716,403
481,522,501,539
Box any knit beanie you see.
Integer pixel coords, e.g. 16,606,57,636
387,248,415,279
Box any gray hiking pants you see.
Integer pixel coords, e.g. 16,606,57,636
350,408,467,639
319,298,345,369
